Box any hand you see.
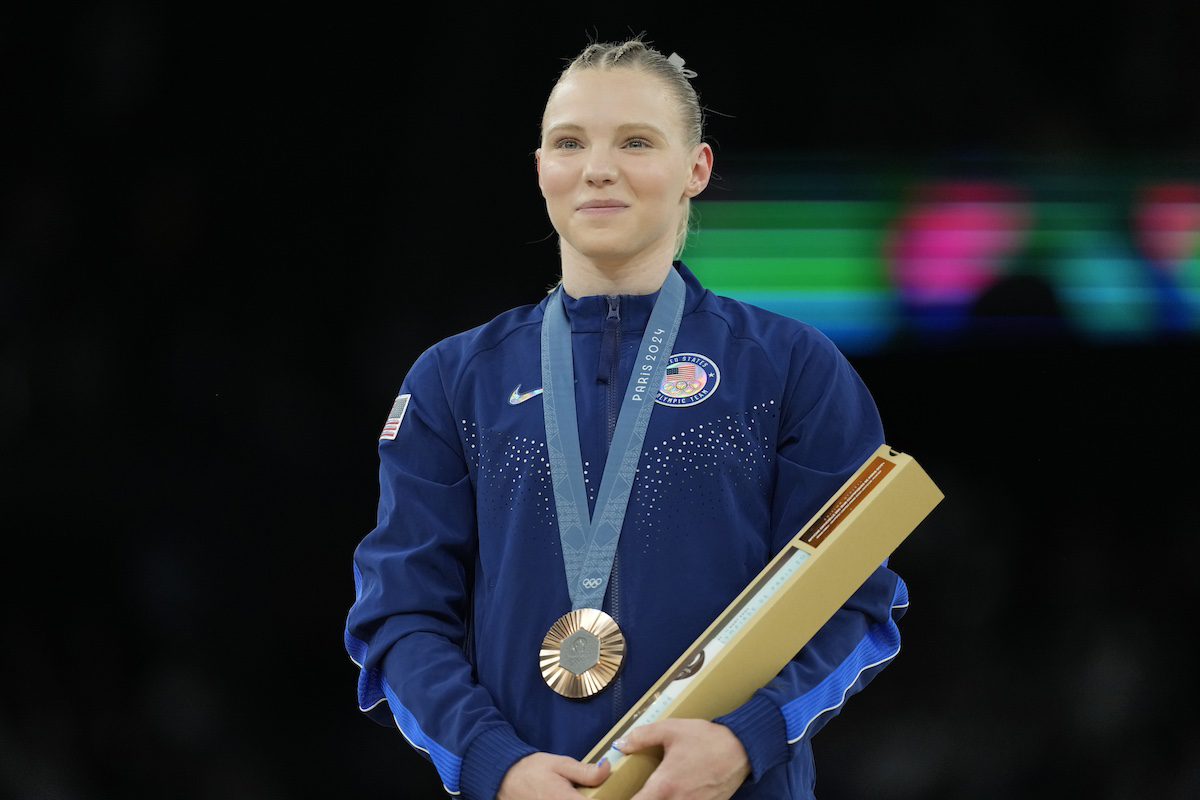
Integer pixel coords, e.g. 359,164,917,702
498,751,611,800
619,718,751,800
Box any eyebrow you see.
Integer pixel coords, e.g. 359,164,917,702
544,122,669,139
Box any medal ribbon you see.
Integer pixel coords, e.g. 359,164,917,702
541,267,686,611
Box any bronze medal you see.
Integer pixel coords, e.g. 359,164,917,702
539,608,626,699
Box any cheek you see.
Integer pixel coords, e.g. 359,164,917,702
627,162,683,200
538,160,576,198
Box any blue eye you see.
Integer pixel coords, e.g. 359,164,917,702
626,138,651,149
553,138,581,149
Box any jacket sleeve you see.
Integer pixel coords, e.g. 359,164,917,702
711,326,909,784
344,345,538,798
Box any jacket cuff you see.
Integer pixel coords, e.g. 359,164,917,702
713,694,789,784
460,724,539,800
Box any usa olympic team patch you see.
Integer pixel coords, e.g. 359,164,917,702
655,353,720,407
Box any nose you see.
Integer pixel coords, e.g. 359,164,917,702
583,148,618,186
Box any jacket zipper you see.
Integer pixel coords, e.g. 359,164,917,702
605,295,620,446
603,295,624,719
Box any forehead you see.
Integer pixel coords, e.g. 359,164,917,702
543,69,679,137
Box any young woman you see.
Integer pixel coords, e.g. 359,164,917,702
345,37,908,800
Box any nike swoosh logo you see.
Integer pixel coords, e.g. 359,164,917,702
509,385,544,405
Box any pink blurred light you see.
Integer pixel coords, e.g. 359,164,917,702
887,181,1032,303
1134,183,1200,270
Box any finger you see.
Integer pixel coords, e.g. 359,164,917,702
628,771,673,800
554,755,611,787
615,721,668,754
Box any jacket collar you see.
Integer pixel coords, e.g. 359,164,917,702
537,261,706,333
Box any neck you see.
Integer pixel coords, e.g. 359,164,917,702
560,243,675,297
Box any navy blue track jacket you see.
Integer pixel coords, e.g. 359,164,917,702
345,261,909,799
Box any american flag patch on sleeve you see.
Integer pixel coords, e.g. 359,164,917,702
379,393,411,441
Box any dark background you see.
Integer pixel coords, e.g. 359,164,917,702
3,4,1199,799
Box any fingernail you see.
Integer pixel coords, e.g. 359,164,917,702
597,757,608,767
614,738,627,752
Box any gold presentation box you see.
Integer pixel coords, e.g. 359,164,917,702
580,445,943,799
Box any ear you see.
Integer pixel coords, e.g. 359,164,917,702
535,147,542,177
683,143,714,200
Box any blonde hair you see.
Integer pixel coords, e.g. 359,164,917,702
541,35,706,260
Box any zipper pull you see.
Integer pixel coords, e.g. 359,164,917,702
606,295,620,321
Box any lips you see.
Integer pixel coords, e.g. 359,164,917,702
578,200,629,210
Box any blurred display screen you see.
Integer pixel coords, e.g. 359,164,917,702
687,156,1200,354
